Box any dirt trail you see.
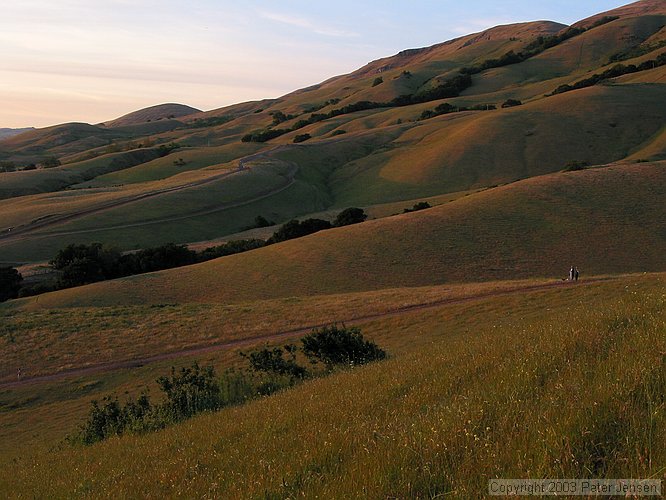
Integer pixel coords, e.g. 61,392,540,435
0,278,610,389
0,145,298,242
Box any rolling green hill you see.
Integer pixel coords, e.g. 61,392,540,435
18,160,665,309
0,2,664,262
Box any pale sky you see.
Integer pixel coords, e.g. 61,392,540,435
0,0,629,128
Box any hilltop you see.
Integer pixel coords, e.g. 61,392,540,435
101,103,202,128
0,127,35,141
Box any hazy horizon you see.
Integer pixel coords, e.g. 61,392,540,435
1,0,631,129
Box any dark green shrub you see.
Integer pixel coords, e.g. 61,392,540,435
157,363,222,421
267,218,332,244
198,239,265,261
330,130,346,136
0,161,16,172
334,207,367,227
372,77,384,87
301,325,387,368
50,243,122,287
501,99,522,108
157,142,181,156
254,215,274,228
403,201,431,213
242,345,307,380
0,267,22,302
76,394,152,445
41,157,61,168
241,129,289,143
293,133,311,143
564,160,590,172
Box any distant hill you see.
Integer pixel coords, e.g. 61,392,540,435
102,103,202,128
0,0,664,263
25,161,666,309
0,127,34,141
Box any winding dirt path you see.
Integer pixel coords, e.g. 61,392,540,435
0,278,610,389
0,146,298,242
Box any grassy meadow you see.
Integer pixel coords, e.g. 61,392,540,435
0,273,663,497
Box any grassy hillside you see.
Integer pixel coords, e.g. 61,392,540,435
1,82,664,262
2,273,663,497
0,148,165,199
0,6,663,260
22,161,665,308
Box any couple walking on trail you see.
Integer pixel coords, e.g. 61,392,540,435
569,266,579,282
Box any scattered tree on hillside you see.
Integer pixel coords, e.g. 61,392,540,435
501,99,522,108
197,239,265,261
270,111,294,126
403,202,431,213
0,267,23,302
50,243,121,287
41,157,61,169
563,160,590,171
0,161,16,172
241,345,307,380
157,363,222,421
301,325,387,368
372,77,384,87
253,215,275,228
334,207,367,227
157,142,181,157
267,218,333,244
293,133,311,143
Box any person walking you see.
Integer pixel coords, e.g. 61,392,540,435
569,266,575,281
575,267,579,282
17,367,21,381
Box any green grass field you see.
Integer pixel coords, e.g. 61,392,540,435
1,273,663,496
18,161,664,309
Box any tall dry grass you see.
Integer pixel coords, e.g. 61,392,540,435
3,277,664,497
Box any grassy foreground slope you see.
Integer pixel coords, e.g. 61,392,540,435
27,161,666,309
3,274,664,497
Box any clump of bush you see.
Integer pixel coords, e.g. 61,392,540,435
301,325,387,368
293,133,311,143
157,142,181,157
563,160,590,172
549,53,666,96
45,239,264,291
266,207,367,244
334,207,367,227
0,267,23,302
403,201,431,213
501,99,522,108
72,363,228,445
73,326,386,445
244,325,387,376
266,218,332,244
